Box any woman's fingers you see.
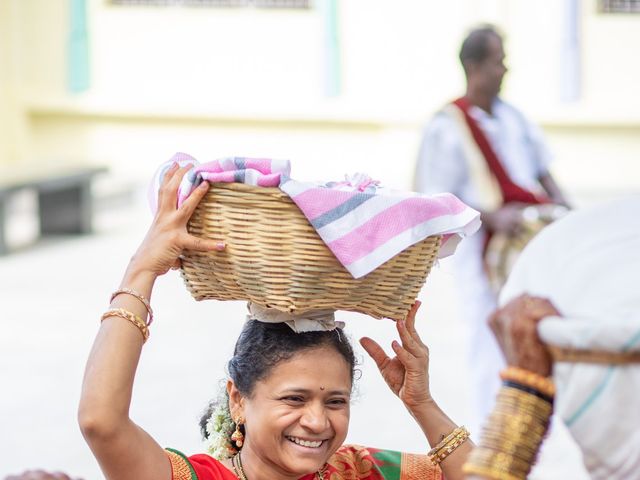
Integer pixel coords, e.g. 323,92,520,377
360,337,390,371
397,317,426,359
391,340,418,367
404,301,420,332
404,300,428,349
162,161,180,183
167,165,192,197
182,234,225,252
156,162,180,212
158,164,192,213
178,180,210,220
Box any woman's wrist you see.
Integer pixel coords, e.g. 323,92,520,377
404,395,438,416
120,261,158,294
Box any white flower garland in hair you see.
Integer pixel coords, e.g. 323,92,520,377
204,401,237,460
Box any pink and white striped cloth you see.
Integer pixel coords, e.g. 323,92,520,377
148,152,289,214
150,153,481,278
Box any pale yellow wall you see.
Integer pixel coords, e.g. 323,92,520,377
4,0,640,198
0,1,10,164
0,0,28,165
16,0,640,120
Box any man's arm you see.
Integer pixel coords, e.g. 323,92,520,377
539,173,570,208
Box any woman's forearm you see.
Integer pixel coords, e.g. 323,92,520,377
78,265,172,480
78,265,156,432
407,399,474,480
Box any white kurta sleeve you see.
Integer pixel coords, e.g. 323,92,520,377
521,115,553,178
414,113,467,197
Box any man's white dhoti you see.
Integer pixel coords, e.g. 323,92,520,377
415,98,553,434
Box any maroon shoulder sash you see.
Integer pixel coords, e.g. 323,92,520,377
452,97,548,205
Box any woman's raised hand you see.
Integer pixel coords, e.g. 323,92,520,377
129,162,225,278
360,301,432,410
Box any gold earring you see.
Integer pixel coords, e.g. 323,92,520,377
231,417,244,448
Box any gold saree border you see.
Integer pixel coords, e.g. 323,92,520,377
400,452,443,480
166,448,198,480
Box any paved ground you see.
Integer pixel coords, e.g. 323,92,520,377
0,190,590,479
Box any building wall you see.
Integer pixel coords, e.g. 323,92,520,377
0,0,29,165
2,0,639,198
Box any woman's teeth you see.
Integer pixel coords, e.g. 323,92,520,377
287,436,323,448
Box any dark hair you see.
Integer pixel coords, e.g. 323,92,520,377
459,25,502,72
200,319,356,440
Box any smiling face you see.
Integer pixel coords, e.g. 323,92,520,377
229,345,352,479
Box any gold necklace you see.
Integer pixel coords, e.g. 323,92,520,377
231,452,326,480
231,452,248,480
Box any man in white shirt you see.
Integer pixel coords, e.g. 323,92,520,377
414,25,567,435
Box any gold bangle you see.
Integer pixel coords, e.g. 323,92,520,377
474,436,539,463
481,425,548,447
500,367,555,397
483,414,550,434
428,426,470,465
463,463,522,480
463,384,552,480
465,451,531,479
496,390,554,415
110,288,154,325
101,308,149,343
464,452,531,477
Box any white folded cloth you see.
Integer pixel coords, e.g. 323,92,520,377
246,302,344,333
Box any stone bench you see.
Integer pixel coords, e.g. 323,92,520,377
0,165,107,254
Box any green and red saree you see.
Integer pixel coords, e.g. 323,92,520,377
166,444,442,480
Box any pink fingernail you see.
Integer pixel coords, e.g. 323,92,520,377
216,242,225,250
199,181,209,189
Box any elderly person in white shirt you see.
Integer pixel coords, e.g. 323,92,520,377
464,196,640,480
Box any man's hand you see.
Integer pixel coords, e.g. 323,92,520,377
482,203,525,235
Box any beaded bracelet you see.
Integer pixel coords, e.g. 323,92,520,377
110,288,154,326
101,308,149,343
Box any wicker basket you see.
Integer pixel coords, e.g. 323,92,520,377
181,183,441,320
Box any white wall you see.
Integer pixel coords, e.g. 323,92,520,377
2,0,639,197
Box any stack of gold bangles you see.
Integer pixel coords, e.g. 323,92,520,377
428,426,471,466
101,288,154,343
463,367,554,480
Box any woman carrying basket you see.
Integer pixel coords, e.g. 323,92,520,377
78,163,474,480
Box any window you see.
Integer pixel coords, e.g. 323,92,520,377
599,0,640,13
